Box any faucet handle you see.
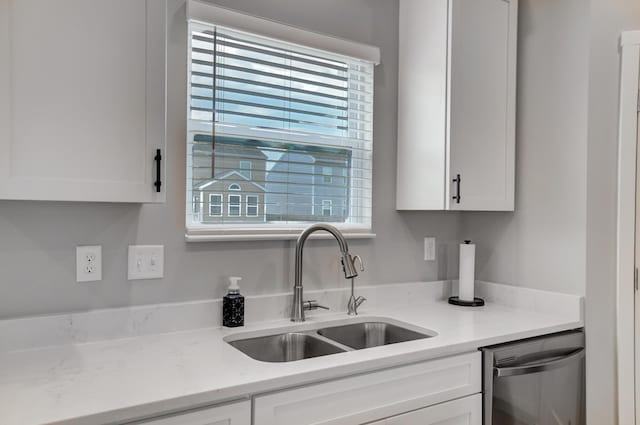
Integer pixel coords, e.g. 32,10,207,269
303,300,330,311
352,255,365,272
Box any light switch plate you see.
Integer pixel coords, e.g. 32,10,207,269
424,237,436,261
128,245,164,280
77,245,102,282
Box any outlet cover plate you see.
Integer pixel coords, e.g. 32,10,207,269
128,245,164,280
76,245,102,282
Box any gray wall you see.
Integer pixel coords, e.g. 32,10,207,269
456,0,640,423
585,0,640,423
0,0,462,319
460,0,590,296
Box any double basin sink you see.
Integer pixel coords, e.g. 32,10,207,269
226,318,437,363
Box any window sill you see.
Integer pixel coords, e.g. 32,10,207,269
185,227,376,242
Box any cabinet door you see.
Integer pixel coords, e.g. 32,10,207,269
254,352,481,425
448,0,517,211
372,394,481,425
0,0,166,203
131,400,250,425
396,0,449,210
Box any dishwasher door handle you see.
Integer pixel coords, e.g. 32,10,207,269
494,348,585,377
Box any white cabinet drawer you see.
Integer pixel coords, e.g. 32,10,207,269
372,394,482,425
254,351,481,425
131,400,250,425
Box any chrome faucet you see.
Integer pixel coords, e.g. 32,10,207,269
291,223,359,322
347,255,366,315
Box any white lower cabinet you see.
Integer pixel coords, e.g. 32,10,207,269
254,352,481,425
369,394,482,425
132,400,250,425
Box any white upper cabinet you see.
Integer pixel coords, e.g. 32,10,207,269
396,0,517,211
0,0,166,203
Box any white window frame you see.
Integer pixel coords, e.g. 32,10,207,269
228,194,241,217
209,193,223,217
246,195,259,217
185,1,379,241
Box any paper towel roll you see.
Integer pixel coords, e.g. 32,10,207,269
459,240,476,302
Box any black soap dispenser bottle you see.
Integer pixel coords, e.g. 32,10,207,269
223,276,244,328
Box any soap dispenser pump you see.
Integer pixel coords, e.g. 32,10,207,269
223,276,244,328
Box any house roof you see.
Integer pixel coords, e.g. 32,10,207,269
196,170,266,192
193,135,268,160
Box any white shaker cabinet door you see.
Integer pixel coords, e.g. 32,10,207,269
0,0,166,203
447,0,517,211
371,394,482,425
132,400,250,425
396,0,517,211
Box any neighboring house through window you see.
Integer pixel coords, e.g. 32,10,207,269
185,4,378,239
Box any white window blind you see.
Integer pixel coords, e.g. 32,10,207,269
186,19,375,240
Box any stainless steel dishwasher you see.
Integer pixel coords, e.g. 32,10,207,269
482,330,585,425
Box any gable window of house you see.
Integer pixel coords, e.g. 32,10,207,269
185,2,380,240
322,200,333,217
239,161,252,180
322,166,333,184
209,194,223,217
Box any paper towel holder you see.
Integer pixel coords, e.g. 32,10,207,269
448,296,485,307
449,239,485,307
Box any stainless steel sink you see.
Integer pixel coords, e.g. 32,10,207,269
228,332,346,362
317,322,432,349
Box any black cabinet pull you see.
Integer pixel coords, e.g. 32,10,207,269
154,149,162,193
452,174,461,204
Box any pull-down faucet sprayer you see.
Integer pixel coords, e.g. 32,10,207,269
291,223,359,322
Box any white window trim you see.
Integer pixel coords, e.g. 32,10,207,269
246,195,259,217
209,193,223,217
228,194,241,217
186,0,380,64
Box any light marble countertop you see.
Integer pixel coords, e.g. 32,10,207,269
0,281,583,425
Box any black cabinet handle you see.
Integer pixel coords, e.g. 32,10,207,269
452,174,461,204
154,149,162,193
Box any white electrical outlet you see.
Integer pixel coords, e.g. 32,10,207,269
424,237,436,261
128,245,164,280
76,245,102,282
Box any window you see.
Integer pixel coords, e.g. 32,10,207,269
239,161,252,179
246,195,259,217
228,194,241,216
193,193,201,214
209,194,222,216
186,4,378,239
322,200,332,217
322,166,333,184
